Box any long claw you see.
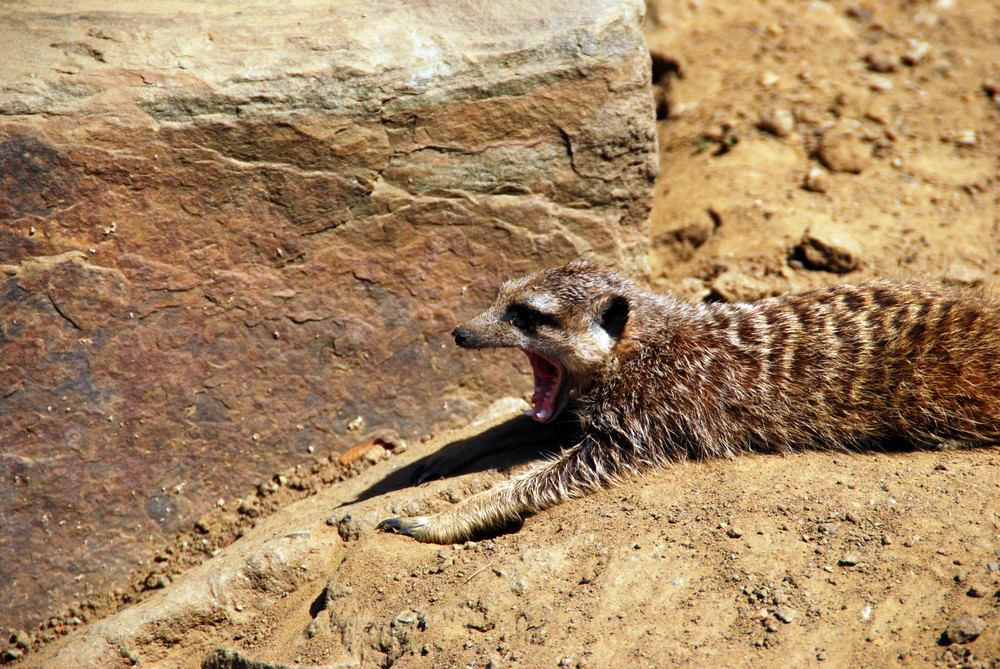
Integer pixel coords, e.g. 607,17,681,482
377,516,428,538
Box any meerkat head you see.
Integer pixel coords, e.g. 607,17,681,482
453,261,632,422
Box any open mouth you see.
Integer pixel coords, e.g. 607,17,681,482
522,349,564,422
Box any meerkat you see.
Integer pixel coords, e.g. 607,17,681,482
378,260,1000,543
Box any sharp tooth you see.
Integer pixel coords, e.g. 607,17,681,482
536,409,548,421
523,407,536,417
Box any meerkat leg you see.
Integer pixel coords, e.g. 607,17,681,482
378,437,625,544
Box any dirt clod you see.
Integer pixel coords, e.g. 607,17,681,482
337,514,362,542
817,125,870,174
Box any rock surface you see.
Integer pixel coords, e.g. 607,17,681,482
0,0,656,630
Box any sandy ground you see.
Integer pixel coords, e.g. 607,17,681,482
8,0,1000,667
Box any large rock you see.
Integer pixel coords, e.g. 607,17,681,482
0,0,656,630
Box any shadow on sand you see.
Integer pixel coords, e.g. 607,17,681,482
348,412,582,507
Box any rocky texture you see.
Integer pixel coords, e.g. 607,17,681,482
0,0,656,631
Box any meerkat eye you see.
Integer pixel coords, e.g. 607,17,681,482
506,304,556,331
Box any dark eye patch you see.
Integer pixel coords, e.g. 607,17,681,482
505,304,557,331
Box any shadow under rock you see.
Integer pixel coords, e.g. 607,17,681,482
348,411,583,506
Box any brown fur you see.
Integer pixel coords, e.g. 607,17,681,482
379,261,1000,543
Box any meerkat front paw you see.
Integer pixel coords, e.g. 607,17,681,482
377,515,431,540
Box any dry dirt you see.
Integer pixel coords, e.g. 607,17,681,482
8,0,1000,667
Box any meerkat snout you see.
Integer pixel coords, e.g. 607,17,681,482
452,325,474,348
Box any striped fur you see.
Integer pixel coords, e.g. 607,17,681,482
378,261,1000,543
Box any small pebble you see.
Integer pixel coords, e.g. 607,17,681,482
797,222,862,274
363,444,387,464
868,76,893,92
774,606,797,623
966,584,989,598
865,49,898,73
10,630,32,650
759,108,795,137
839,552,863,567
952,130,977,147
902,39,931,65
803,167,831,194
817,649,828,661
726,526,745,539
2,649,24,662
759,71,780,87
942,617,986,644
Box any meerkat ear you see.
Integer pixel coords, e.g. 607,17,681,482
596,294,630,340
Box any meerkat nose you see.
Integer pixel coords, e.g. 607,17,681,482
453,325,473,347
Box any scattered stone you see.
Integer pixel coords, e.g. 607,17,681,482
796,222,863,274
817,649,828,661
803,167,831,194
144,573,170,590
726,525,745,539
951,129,978,147
238,499,261,518
395,610,417,624
10,630,32,650
710,270,773,302
881,534,894,546
942,617,986,645
865,49,898,73
954,570,968,584
987,562,1000,573
759,70,780,87
774,606,797,623
902,39,931,66
839,551,863,567
966,584,989,598
2,648,24,662
363,444,388,464
303,617,329,639
759,108,795,137
817,125,870,174
865,98,893,125
867,76,893,92
942,260,986,288
337,514,362,542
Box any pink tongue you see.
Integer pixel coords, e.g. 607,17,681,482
525,351,559,421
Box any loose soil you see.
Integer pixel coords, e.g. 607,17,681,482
9,0,1000,667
